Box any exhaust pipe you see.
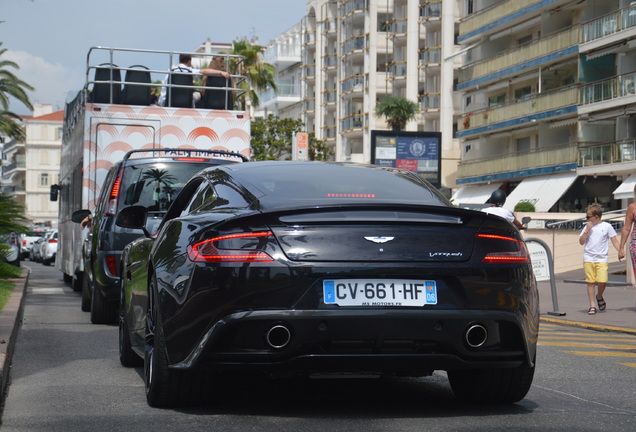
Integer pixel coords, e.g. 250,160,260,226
465,324,488,348
265,325,291,349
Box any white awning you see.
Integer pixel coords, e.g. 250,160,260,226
613,174,636,200
505,172,577,212
451,182,503,205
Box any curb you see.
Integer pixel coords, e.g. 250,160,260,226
0,267,29,400
540,315,636,336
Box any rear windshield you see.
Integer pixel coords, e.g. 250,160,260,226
119,160,229,212
241,163,450,207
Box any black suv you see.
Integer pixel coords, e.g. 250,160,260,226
73,149,247,324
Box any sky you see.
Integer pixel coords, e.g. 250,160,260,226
1,0,306,114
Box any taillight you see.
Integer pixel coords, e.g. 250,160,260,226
105,255,118,276
187,231,274,263
48,239,58,243
106,169,124,216
477,233,530,264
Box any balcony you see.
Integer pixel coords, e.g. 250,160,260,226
457,27,579,90
341,74,368,93
582,4,636,43
579,72,636,107
342,0,368,17
392,18,408,35
579,140,636,167
264,44,301,67
302,64,316,81
389,61,407,78
420,93,441,110
258,82,301,108
323,53,339,69
341,35,368,56
323,89,337,105
341,114,366,131
420,1,441,21
457,144,577,183
459,0,550,42
419,47,441,65
458,87,578,138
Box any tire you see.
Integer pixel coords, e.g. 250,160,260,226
119,276,142,367
43,257,51,266
81,273,91,312
144,274,201,407
63,273,72,284
71,272,83,292
90,284,117,325
448,360,535,404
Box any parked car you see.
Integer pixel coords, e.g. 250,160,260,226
0,231,22,267
72,148,247,325
40,230,58,266
21,229,49,260
31,234,52,263
117,161,539,408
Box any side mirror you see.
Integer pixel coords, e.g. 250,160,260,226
50,184,60,201
116,206,151,237
72,209,92,223
521,216,532,226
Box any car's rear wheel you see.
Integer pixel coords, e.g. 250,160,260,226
81,273,91,311
119,276,142,367
90,285,117,324
144,274,202,407
447,359,535,404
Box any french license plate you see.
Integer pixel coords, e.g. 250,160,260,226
323,279,437,307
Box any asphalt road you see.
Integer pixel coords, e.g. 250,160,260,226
0,263,635,431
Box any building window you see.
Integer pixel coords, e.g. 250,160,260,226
57,127,63,139
40,173,49,186
467,0,474,15
516,137,532,154
488,93,506,107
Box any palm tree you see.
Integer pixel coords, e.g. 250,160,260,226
374,96,419,131
0,42,34,141
142,169,177,210
229,39,277,108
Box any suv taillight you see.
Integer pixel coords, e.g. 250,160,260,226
105,169,123,216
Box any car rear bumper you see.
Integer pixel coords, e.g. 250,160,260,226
168,309,538,375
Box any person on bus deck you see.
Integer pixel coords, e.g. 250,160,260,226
158,54,230,107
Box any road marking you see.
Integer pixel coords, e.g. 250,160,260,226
539,325,636,367
539,341,636,350
563,351,636,358
30,287,65,295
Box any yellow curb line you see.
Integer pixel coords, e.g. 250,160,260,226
540,316,636,336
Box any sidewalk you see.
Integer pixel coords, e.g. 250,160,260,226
539,268,636,334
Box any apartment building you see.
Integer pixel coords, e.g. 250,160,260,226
262,0,462,190
1,103,62,226
453,0,636,212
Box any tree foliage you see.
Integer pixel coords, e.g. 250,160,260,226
229,39,277,108
0,194,28,235
374,96,419,131
250,114,334,161
0,42,33,141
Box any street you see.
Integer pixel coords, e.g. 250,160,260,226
0,263,635,431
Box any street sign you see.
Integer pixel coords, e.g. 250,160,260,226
293,132,309,161
526,241,550,282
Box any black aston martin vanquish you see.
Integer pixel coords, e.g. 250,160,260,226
117,161,539,408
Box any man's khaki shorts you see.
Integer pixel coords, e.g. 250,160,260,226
584,262,609,284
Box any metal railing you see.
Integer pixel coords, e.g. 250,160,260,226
582,4,636,43
579,140,636,167
579,72,636,105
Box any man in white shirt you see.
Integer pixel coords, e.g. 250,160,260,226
158,54,230,107
481,189,523,229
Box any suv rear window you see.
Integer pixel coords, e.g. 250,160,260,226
119,161,224,212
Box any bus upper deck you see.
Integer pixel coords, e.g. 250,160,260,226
78,46,247,110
